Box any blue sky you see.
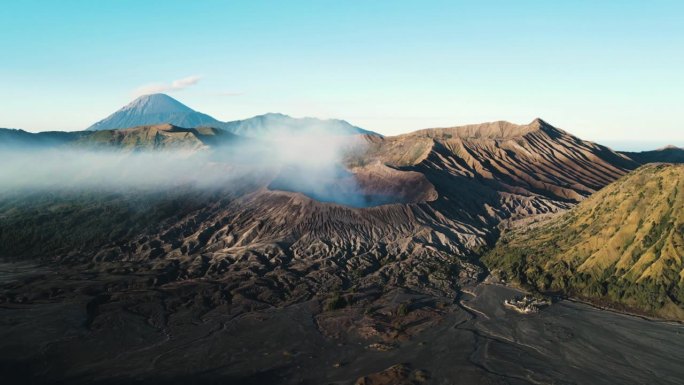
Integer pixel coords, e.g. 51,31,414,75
1,1,682,148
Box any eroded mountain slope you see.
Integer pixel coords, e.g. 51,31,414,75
360,119,637,225
0,119,642,306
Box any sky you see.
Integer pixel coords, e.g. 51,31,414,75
1,0,683,149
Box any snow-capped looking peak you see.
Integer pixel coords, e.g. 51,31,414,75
86,94,220,131
85,93,379,137
122,94,195,115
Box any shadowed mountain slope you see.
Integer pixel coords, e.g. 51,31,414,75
360,118,637,220
484,163,684,320
1,118,683,384
3,115,683,384
0,128,84,148
0,119,642,305
621,145,684,164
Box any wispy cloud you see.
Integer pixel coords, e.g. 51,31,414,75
133,75,202,96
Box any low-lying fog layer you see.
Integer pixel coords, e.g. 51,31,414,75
3,150,236,190
0,131,390,207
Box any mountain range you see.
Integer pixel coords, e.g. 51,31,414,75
621,145,684,164
74,124,239,151
3,97,684,383
1,95,684,319
86,93,375,137
3,109,682,316
1,93,376,150
86,93,221,131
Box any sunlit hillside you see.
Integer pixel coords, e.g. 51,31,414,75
485,163,684,319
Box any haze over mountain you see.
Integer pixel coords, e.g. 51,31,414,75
3,114,684,384
4,116,682,320
76,124,239,151
5,92,683,165
85,93,376,138
621,145,684,164
221,112,375,138
4,1,684,382
1,118,642,296
0,128,83,148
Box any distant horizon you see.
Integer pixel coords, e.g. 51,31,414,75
2,1,683,146
3,91,681,152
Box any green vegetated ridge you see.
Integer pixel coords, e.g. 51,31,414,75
72,124,233,151
483,163,684,320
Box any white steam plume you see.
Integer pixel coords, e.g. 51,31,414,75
0,126,381,207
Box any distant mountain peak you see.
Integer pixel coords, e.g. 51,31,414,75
122,93,195,115
415,118,556,140
221,112,378,137
86,94,379,136
258,112,289,118
530,117,549,127
86,93,220,131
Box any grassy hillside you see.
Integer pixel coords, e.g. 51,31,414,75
73,124,234,151
483,164,684,320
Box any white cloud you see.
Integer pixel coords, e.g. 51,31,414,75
133,75,202,96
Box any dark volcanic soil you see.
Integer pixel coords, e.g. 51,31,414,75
1,262,682,385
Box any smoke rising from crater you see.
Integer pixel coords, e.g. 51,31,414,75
0,127,395,208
